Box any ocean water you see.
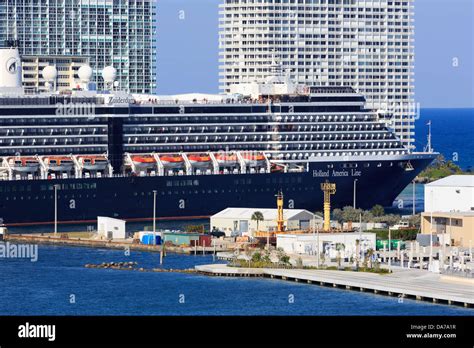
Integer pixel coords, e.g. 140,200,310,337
414,108,474,171
0,245,472,316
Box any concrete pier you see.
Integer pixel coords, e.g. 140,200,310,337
195,264,474,308
5,234,230,255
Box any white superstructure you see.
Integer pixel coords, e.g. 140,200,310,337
219,0,415,149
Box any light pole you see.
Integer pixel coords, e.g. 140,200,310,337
359,212,362,265
429,189,434,270
412,180,416,216
316,224,320,268
353,179,358,209
153,190,157,245
388,227,392,271
54,184,59,237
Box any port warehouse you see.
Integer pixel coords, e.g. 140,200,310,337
276,233,376,257
210,208,322,237
421,175,474,248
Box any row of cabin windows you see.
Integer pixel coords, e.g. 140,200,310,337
124,123,385,134
0,186,313,202
0,182,97,193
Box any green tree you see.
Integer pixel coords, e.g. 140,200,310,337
251,211,264,231
332,208,344,224
408,214,421,229
342,206,363,222
371,204,385,217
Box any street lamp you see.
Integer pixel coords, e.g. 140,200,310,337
388,227,392,271
412,180,416,216
153,190,157,245
429,189,434,270
353,179,358,209
54,184,60,237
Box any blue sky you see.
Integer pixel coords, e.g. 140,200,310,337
156,0,473,108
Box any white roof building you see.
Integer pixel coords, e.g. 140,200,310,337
424,175,474,213
211,208,322,236
211,208,321,237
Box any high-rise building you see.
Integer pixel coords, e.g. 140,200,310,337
0,0,156,94
219,0,415,148
21,55,90,94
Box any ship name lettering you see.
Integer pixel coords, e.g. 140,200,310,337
351,169,362,177
332,170,349,177
312,170,329,178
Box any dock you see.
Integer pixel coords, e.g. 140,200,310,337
195,264,474,308
4,233,231,255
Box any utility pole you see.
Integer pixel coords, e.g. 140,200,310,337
359,212,362,265
153,190,157,245
54,184,59,237
353,179,358,209
388,227,392,271
429,189,434,270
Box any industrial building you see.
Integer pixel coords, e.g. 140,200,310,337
97,217,126,240
424,175,474,212
421,175,474,248
277,232,376,259
421,212,474,248
211,208,321,237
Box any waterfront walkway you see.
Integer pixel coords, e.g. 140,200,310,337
195,264,474,308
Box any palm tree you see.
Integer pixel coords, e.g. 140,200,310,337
251,211,264,231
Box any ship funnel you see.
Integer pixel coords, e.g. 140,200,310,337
0,48,22,89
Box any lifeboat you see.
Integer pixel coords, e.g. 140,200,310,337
8,157,40,173
44,157,74,172
131,155,156,169
242,153,266,165
160,155,184,168
270,163,285,173
215,153,238,166
78,156,108,171
188,154,211,167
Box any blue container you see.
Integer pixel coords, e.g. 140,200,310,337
141,234,161,245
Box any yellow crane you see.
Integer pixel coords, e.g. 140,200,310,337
276,190,285,233
320,180,336,232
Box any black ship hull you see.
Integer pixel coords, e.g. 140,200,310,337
0,154,435,226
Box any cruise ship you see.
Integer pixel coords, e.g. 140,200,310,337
0,48,436,226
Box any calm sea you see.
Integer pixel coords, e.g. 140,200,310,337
0,246,472,316
414,108,474,171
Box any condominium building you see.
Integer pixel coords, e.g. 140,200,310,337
22,55,90,93
219,0,415,148
0,0,156,94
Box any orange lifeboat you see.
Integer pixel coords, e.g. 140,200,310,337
160,155,184,168
44,157,74,172
78,156,108,171
215,153,238,166
131,155,156,169
188,154,211,167
242,153,266,163
8,157,40,173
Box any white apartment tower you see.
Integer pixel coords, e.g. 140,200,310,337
219,0,415,148
0,0,157,94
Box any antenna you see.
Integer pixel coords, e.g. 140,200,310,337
425,120,432,153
